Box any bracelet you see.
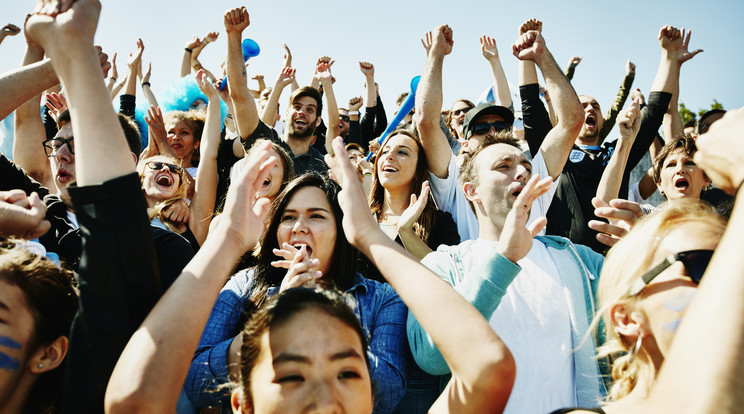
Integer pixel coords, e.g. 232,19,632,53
349,110,360,116
142,82,151,87
185,47,193,53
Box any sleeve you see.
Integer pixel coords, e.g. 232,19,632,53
520,83,553,156
598,71,635,142
346,119,363,147
373,95,388,138
185,273,252,408
406,250,522,375
0,154,49,198
565,63,577,81
239,120,283,153
364,285,409,414
63,173,159,412
118,94,136,118
360,105,376,148
427,153,459,213
624,91,671,173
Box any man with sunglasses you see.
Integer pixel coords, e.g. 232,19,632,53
415,24,583,241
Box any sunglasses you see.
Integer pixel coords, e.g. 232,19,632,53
146,161,183,176
42,137,75,157
452,108,472,117
470,121,509,136
626,249,713,296
339,115,350,122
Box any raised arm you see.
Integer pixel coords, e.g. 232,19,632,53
564,56,581,80
315,62,339,154
106,143,275,413
13,25,54,188
106,52,118,96
663,29,702,141
260,67,295,126
517,19,552,156
0,23,21,45
191,31,218,83
514,30,583,180
181,36,201,78
597,60,636,143
224,7,259,142
187,70,221,245
480,35,512,108
415,24,455,179
140,61,158,108
122,38,144,99
327,137,517,413
282,43,299,91
596,99,641,202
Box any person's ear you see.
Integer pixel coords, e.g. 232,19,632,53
130,152,138,167
462,181,480,205
315,116,322,127
231,388,250,414
611,303,645,340
29,336,68,374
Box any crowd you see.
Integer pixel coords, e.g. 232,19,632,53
1,1,744,414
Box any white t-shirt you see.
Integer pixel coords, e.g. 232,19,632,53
451,238,577,413
428,150,559,241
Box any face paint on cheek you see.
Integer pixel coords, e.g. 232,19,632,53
0,352,20,371
663,292,695,312
0,337,22,350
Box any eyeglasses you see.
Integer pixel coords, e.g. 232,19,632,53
452,108,472,117
42,137,75,157
146,161,183,176
626,249,713,296
470,121,509,135
339,115,350,122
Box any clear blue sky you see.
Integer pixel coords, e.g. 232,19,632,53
2,0,742,138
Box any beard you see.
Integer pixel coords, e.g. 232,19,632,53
287,117,316,139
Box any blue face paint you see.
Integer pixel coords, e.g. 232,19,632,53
0,352,20,371
663,292,695,312
0,336,22,350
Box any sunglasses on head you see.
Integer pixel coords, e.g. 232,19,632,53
42,137,75,157
626,249,713,296
146,161,183,176
339,115,350,122
471,121,509,136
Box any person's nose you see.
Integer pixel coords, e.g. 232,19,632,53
292,215,309,233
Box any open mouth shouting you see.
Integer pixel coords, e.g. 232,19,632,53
290,242,313,257
155,173,174,188
56,168,74,185
674,176,690,192
381,164,399,173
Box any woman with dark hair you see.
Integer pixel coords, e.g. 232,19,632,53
446,99,475,143
368,129,458,273
0,241,78,414
183,172,408,413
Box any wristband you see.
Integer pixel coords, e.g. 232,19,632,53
349,111,360,116
363,172,373,178
185,47,193,53
142,82,151,87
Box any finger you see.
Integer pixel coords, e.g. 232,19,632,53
608,198,643,217
591,197,610,209
588,220,628,240
527,216,547,237
595,232,619,248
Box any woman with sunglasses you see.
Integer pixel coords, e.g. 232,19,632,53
552,109,744,413
367,129,459,272
447,99,475,143
137,70,221,248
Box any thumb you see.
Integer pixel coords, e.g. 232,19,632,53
527,217,547,237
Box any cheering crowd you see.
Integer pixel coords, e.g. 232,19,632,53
1,1,744,414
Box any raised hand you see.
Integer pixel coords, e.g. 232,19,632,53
518,18,542,36
45,91,68,122
659,25,682,52
26,0,102,53
127,38,144,73
349,96,363,111
162,199,190,226
314,62,333,84
626,59,636,74
2,23,21,36
144,105,168,152
569,56,582,66
359,61,374,77
314,56,335,74
588,197,643,247
420,31,433,56
0,190,50,240
617,98,641,141
480,35,500,61
677,28,702,65
512,30,547,61
195,69,218,99
203,31,219,44
142,61,152,83
275,67,296,89
223,6,249,34
282,43,292,68
431,25,453,56
398,181,430,234
694,107,744,195
497,174,553,263
186,36,202,50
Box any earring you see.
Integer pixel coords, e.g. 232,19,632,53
37,363,44,368
628,335,643,365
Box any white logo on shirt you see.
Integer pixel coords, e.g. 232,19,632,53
569,149,585,163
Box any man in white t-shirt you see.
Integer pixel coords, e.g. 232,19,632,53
409,23,607,413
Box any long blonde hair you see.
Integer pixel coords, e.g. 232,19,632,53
137,154,188,233
594,199,725,401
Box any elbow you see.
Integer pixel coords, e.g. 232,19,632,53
415,112,438,136
473,348,516,405
105,390,163,414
